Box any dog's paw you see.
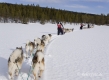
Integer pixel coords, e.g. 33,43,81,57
15,73,19,76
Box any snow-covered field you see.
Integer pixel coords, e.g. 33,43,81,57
0,23,109,80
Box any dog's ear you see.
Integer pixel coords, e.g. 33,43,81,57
34,39,35,41
16,47,18,49
8,57,10,62
42,35,44,37
48,34,52,37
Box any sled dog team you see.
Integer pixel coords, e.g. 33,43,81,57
8,27,73,80
8,34,52,80
7,25,93,80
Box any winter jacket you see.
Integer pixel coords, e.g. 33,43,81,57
57,24,62,28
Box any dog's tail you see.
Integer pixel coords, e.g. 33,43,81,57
8,62,15,80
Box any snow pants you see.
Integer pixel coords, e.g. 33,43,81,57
57,28,63,35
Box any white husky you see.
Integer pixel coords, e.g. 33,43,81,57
37,40,45,53
8,47,23,80
34,38,41,48
25,40,35,58
32,50,45,80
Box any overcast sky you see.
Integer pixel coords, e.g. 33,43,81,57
0,0,109,15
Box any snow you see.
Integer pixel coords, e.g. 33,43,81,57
0,23,109,80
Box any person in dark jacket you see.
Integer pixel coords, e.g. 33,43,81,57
88,23,90,28
80,23,83,30
57,22,64,35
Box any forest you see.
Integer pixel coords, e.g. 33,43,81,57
0,3,109,25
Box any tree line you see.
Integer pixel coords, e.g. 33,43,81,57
0,3,109,25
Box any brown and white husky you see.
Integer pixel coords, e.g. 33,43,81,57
8,47,24,80
25,40,35,58
34,38,41,48
32,50,45,80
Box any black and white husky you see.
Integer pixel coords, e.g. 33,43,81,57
41,34,52,46
25,40,35,58
8,47,23,80
32,50,45,80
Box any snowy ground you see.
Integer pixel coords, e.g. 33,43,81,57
0,23,109,80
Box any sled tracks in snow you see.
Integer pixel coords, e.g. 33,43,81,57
44,35,60,57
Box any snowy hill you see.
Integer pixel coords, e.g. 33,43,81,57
0,23,109,80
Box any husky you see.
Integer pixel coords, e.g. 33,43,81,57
91,26,94,28
46,34,52,44
37,40,45,53
90,25,94,28
90,24,94,28
25,40,35,58
34,38,41,48
69,28,74,32
8,47,23,80
83,27,88,29
42,35,46,41
42,34,52,42
41,34,52,46
32,50,45,80
63,28,74,34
